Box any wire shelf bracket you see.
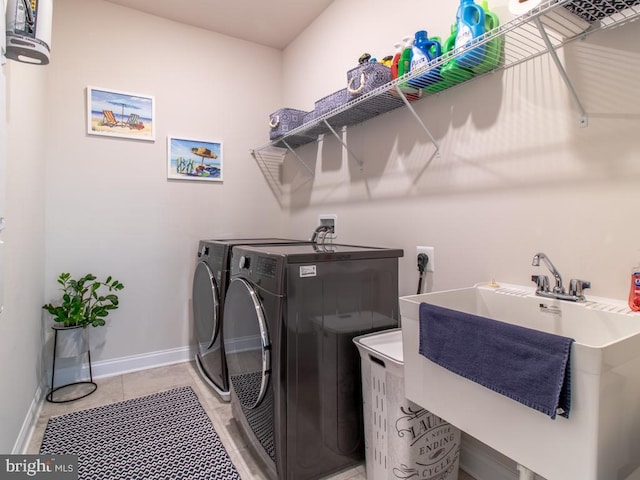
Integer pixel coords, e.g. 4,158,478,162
280,138,315,176
394,87,441,157
533,16,588,127
323,119,364,170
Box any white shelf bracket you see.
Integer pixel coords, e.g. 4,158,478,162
281,138,315,176
534,17,588,128
249,148,286,205
322,119,364,170
250,148,282,186
394,87,441,157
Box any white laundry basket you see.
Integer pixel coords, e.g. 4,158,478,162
354,329,461,480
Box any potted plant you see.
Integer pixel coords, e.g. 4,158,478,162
42,273,124,402
42,272,125,329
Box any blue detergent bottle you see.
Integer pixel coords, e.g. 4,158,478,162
408,30,442,89
455,0,486,69
437,24,475,91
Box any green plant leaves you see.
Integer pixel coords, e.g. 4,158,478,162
42,273,125,328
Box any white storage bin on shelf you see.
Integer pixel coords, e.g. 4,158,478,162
354,329,461,480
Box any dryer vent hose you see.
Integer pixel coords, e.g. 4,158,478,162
310,225,334,252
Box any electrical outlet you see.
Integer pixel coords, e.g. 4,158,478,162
319,214,337,239
417,246,435,272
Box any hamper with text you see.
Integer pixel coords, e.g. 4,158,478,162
354,329,461,480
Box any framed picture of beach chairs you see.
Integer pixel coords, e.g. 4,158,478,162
167,136,223,182
86,86,156,141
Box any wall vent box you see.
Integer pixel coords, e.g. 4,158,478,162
319,214,337,239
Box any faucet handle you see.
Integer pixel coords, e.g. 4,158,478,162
569,279,591,299
531,274,550,292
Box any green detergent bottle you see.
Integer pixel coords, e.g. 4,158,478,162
398,36,413,77
422,37,451,93
440,24,474,88
470,1,503,75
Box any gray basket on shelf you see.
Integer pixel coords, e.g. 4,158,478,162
563,0,640,22
269,108,309,140
346,63,392,100
303,111,317,124
315,88,379,128
314,88,350,116
300,110,329,137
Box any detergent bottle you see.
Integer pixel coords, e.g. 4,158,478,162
440,24,474,88
421,36,452,93
629,261,640,312
391,42,403,80
408,30,443,89
393,36,422,99
455,0,487,69
470,1,503,75
398,35,414,77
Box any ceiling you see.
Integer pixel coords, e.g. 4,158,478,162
102,0,335,49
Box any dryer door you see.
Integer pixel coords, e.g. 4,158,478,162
223,278,271,409
192,261,220,352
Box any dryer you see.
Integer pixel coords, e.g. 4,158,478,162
192,238,307,401
222,243,403,480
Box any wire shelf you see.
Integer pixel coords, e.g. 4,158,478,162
250,146,288,198
251,0,640,191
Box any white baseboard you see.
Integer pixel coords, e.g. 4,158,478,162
48,345,196,387
459,434,547,480
90,345,196,379
13,383,46,454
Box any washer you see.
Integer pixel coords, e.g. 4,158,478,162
222,243,403,480
192,238,307,401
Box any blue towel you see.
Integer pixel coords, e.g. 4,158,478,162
418,303,574,419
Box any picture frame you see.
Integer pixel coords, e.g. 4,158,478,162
167,136,223,182
86,86,155,141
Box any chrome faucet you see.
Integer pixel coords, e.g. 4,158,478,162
531,252,591,302
532,252,564,294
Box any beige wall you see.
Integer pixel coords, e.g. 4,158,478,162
0,58,48,452
3,0,640,457
2,0,286,452
43,0,285,362
282,0,640,300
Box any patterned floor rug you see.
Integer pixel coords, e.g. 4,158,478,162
40,386,241,480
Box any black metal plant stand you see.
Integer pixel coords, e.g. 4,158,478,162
47,325,98,403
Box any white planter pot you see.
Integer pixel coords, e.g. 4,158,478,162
53,325,89,358
48,324,97,403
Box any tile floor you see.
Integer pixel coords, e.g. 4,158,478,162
27,361,476,480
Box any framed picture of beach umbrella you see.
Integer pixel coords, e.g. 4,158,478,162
86,86,155,141
167,136,223,182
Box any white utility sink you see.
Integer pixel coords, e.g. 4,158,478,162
400,282,640,480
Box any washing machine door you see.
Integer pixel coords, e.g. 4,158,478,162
192,261,220,352
223,278,271,409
